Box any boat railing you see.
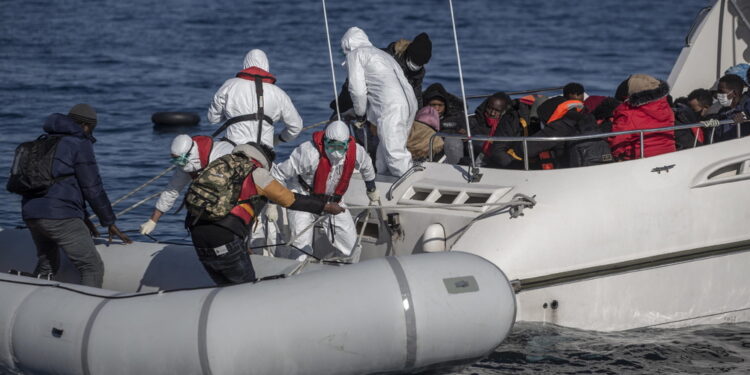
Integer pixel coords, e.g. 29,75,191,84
428,119,737,171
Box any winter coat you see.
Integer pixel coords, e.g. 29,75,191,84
342,27,418,176
22,114,115,226
422,83,467,133
385,39,426,107
468,97,523,158
673,104,704,150
207,49,303,147
407,121,444,161
608,83,675,160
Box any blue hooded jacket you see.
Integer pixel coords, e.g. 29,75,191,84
21,113,116,226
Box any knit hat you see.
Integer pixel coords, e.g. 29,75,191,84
627,74,661,96
405,33,432,67
415,106,440,131
68,103,97,125
725,63,750,85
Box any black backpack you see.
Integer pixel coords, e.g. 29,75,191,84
7,135,72,197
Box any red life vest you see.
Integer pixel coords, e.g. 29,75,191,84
236,67,277,84
311,131,357,199
229,159,264,225
192,136,214,169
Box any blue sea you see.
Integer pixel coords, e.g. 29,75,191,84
2,0,748,373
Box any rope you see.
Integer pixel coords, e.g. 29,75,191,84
345,195,536,212
114,191,161,218
302,119,328,131
88,165,175,220
321,0,341,122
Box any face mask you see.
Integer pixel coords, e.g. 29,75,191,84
406,58,422,72
717,93,733,107
170,154,190,167
181,158,202,173
324,138,348,161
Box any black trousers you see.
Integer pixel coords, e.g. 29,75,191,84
189,216,255,285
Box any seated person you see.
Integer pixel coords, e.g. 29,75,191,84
563,82,585,101
673,88,713,149
713,74,750,142
423,83,467,164
495,97,612,169
407,106,444,161
466,92,524,168
608,74,675,160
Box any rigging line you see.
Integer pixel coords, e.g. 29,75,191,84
114,191,161,218
345,198,535,211
89,165,175,220
448,0,479,180
322,0,341,121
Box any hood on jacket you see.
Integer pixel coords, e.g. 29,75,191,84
627,75,670,107
43,113,90,139
341,27,373,54
243,49,269,71
233,143,273,170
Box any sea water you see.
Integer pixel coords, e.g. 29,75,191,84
1,0,748,373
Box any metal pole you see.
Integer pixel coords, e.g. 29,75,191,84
639,131,645,158
448,0,481,182
322,0,341,122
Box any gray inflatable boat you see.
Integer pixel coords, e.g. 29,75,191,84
0,228,515,375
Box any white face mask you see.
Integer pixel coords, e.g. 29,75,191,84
326,149,345,162
182,157,202,173
717,92,733,107
406,58,422,72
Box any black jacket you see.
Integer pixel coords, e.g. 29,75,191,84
22,114,116,226
469,97,523,161
422,83,467,132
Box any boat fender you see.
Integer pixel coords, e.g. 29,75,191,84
151,112,200,127
421,223,446,252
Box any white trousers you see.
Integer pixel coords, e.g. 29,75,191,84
287,208,356,261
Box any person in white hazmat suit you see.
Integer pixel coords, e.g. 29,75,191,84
208,49,303,148
271,121,379,261
341,27,418,176
139,135,235,235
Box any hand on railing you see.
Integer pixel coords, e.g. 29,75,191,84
701,119,721,128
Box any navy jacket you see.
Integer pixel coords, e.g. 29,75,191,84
22,114,116,226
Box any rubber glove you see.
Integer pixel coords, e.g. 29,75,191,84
140,219,157,235
701,118,721,128
366,188,380,203
265,203,278,222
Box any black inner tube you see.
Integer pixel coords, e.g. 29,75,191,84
152,112,200,127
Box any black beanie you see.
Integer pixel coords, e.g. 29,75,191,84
68,103,97,125
405,32,432,67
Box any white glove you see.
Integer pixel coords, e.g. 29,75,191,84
265,203,278,222
273,134,285,146
701,118,721,128
351,115,367,129
366,189,380,203
140,219,157,235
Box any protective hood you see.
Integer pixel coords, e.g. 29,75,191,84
324,120,349,142
233,143,271,170
242,49,269,71
341,27,372,54
170,134,193,156
170,135,202,173
324,121,350,162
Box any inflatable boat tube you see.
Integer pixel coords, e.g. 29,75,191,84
0,229,516,375
152,112,200,127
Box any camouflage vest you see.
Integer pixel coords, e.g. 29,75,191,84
184,153,258,222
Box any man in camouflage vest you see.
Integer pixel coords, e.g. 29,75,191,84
185,143,343,285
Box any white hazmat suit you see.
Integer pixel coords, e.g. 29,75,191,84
342,27,418,176
140,135,234,235
208,49,303,148
271,121,376,260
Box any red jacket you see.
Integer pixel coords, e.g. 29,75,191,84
608,97,675,160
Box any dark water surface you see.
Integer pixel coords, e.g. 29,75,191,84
2,0,748,373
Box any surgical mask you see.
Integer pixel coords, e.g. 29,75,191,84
182,158,203,173
717,92,733,107
406,58,422,72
